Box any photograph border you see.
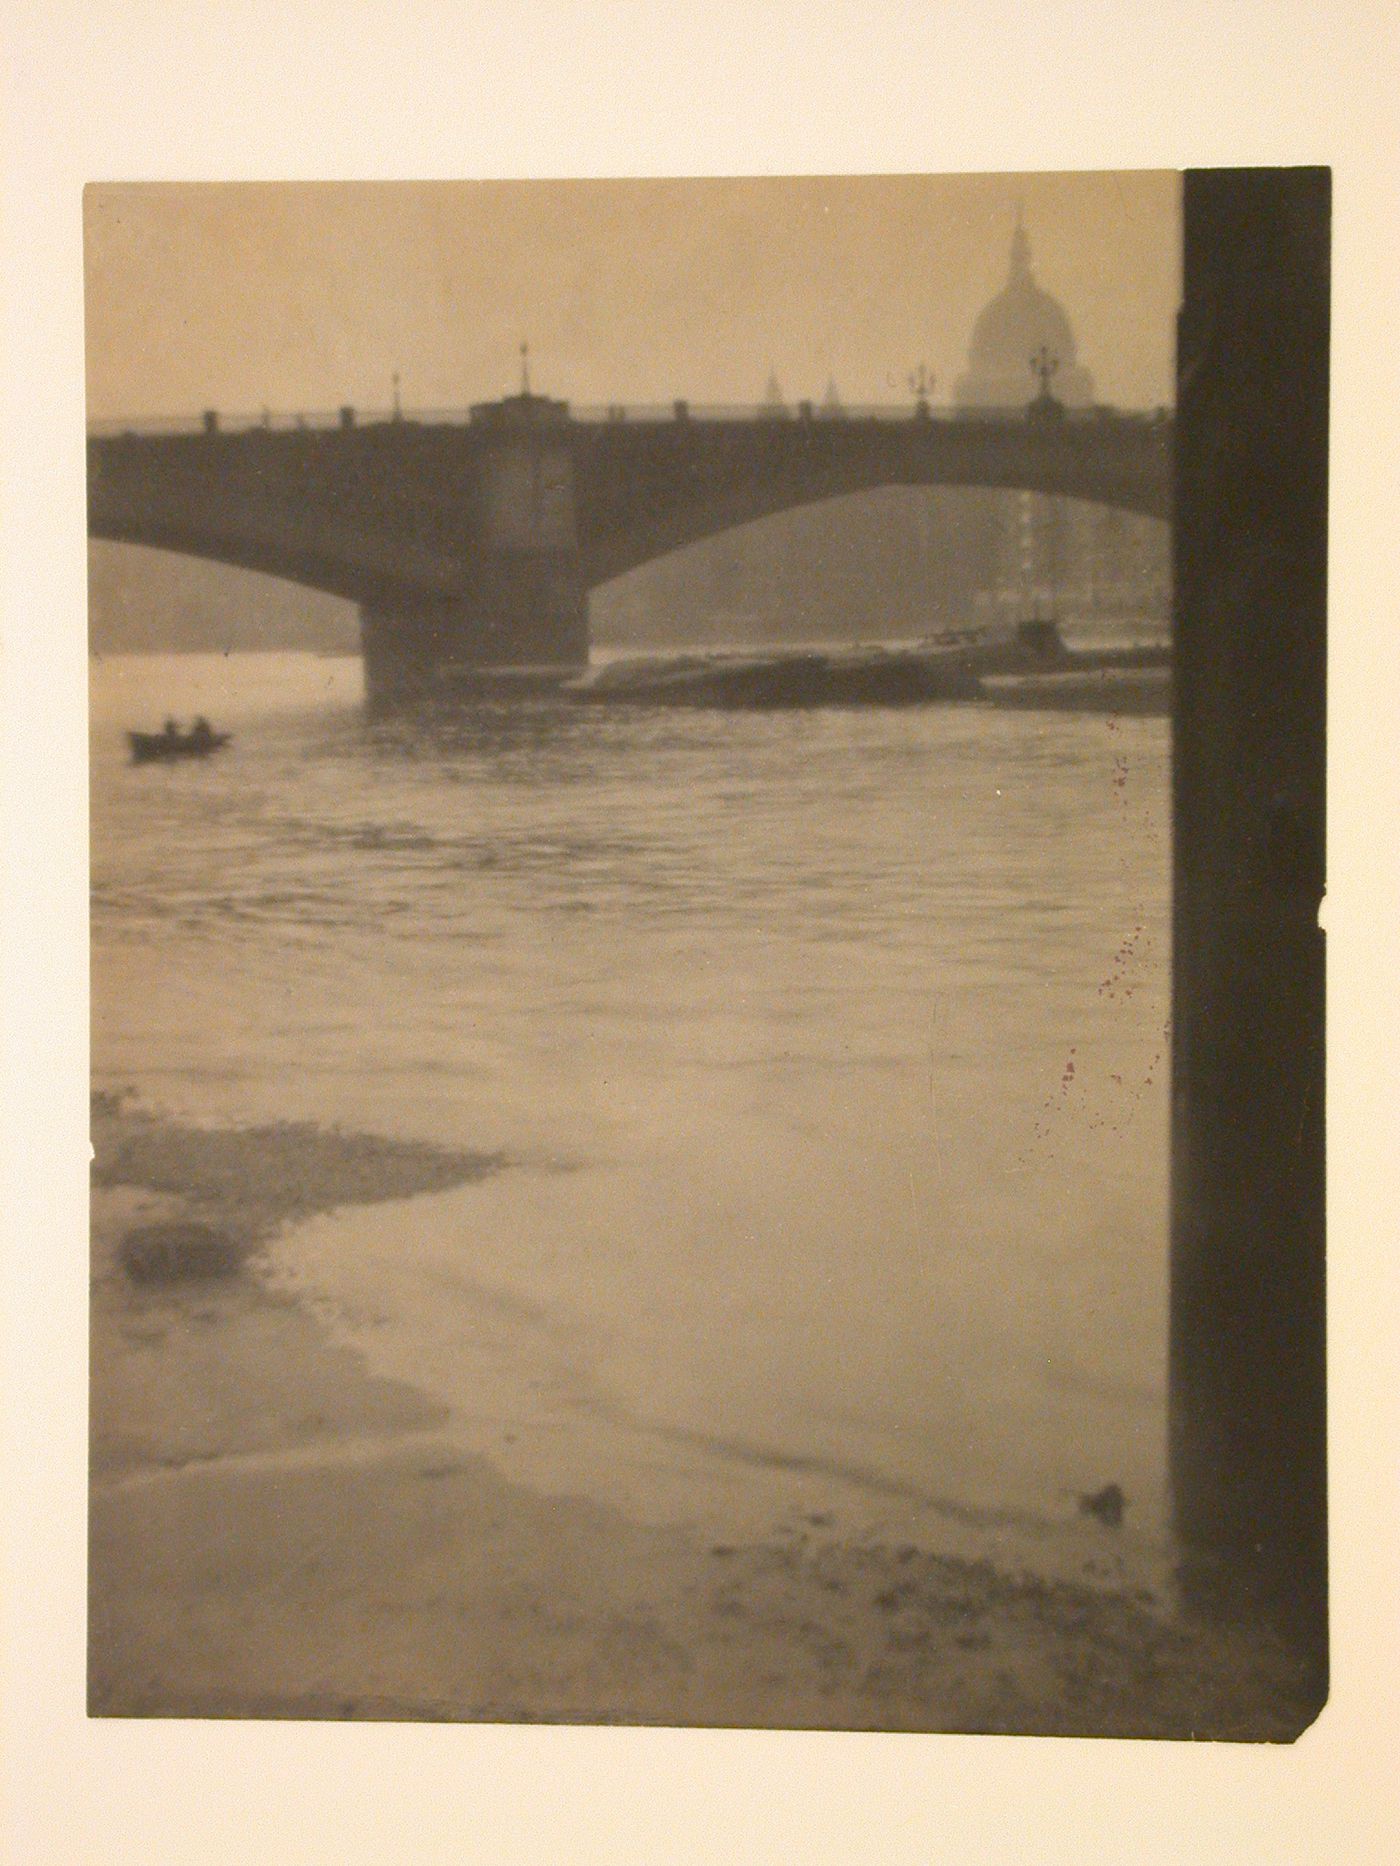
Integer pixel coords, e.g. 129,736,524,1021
5,3,1398,1861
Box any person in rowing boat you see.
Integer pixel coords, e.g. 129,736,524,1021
191,716,214,747
163,716,179,739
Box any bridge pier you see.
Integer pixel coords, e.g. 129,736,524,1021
359,386,592,705
360,555,587,705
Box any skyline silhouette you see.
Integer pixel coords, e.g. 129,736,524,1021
84,172,1180,423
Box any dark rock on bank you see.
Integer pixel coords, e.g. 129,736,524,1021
119,1221,244,1285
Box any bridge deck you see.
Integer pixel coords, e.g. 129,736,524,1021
88,402,1172,615
88,402,1173,438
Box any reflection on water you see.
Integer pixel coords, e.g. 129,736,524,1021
92,651,1171,1545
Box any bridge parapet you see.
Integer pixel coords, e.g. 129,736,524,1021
88,400,1172,440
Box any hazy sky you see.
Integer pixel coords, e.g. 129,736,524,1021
85,172,1180,421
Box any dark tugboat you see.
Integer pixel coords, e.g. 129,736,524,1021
127,716,231,765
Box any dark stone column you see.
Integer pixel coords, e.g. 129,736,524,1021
359,556,587,706
360,396,590,705
1170,168,1328,1714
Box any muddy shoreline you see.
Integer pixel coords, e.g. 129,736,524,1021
89,1096,1312,1736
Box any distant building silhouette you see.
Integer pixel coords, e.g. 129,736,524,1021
954,215,1095,414
955,216,1164,626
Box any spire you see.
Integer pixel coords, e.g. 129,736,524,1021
1009,205,1033,285
519,340,531,396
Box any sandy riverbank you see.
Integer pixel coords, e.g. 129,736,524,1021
89,1097,1315,1736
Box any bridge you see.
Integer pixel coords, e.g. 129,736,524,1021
88,390,1172,702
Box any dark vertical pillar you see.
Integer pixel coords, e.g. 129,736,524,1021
359,396,590,706
1170,169,1328,1711
359,564,587,706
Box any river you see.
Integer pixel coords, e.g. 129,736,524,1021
91,646,1171,1563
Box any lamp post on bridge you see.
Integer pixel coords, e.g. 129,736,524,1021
1029,345,1064,423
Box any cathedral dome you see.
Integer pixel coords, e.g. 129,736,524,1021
955,222,1095,411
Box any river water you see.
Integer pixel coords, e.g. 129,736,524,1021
91,647,1171,1564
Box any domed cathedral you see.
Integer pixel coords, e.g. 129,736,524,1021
955,214,1095,414
952,214,1167,631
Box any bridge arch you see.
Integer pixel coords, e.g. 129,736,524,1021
572,412,1170,589
90,517,398,611
88,408,1171,685
587,482,1168,653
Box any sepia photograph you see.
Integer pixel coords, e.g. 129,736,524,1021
9,1,1400,1860
82,167,1326,1740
